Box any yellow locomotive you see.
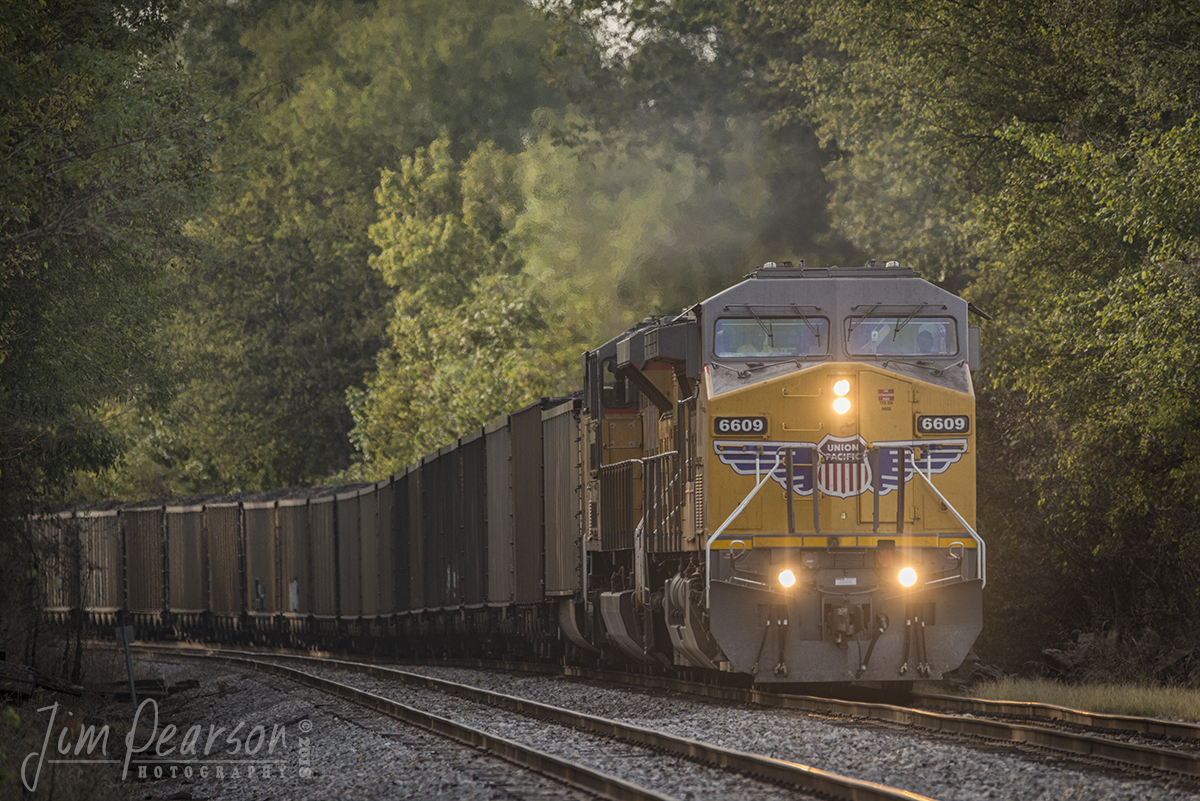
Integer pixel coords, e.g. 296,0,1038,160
585,260,983,683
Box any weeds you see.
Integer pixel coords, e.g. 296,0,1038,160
949,676,1200,721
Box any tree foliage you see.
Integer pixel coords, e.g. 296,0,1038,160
786,0,1200,665
550,1,861,260
348,138,566,476
25,0,1199,675
550,0,1200,669
131,0,562,491
0,0,219,518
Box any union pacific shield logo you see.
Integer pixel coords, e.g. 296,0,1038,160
713,436,968,499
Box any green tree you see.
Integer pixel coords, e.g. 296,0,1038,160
0,0,220,517
348,138,565,476
554,0,1200,669
544,0,861,276
785,0,1200,666
127,0,561,491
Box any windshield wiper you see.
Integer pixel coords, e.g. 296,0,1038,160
882,358,962,377
891,304,936,340
740,305,774,345
848,303,880,335
789,303,821,346
726,303,826,351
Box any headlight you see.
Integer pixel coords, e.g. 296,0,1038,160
898,567,918,587
832,378,852,414
778,569,796,588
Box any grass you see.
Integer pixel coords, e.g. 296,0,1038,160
930,677,1200,721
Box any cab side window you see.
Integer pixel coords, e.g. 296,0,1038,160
601,358,634,409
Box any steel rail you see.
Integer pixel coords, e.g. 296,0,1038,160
134,647,674,801
133,645,935,801
910,691,1200,741
129,645,1200,780
549,666,1200,776
524,660,1200,746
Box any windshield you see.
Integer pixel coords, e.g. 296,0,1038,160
846,316,958,357
714,318,830,358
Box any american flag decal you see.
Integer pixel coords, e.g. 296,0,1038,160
713,436,968,499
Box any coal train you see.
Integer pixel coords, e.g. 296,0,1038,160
36,260,985,684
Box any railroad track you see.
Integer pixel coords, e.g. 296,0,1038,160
130,644,933,801
909,690,1200,741
546,663,1200,776
373,655,1200,773
333,655,1200,752
124,643,1200,796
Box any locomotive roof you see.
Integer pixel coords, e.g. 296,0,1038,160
588,260,968,363
704,260,965,319
744,260,918,280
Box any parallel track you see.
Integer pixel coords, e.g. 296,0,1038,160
126,644,1200,782
130,645,935,801
553,664,1200,776
910,691,1200,741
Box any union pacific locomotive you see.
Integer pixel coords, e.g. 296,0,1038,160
37,260,984,684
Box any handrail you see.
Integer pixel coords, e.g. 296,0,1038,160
600,457,646,472
704,449,784,605
599,459,642,551
907,452,986,588
644,451,683,552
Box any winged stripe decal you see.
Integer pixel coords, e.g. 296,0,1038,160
713,436,968,499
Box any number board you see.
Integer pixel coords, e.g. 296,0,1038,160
714,416,768,436
916,415,970,435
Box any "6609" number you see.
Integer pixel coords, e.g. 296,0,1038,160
916,414,970,435
714,416,767,436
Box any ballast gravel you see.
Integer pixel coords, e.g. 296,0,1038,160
268,660,823,801
111,654,1200,801
389,663,1200,801
98,659,602,801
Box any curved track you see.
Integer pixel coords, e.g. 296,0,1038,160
550,664,1200,777
129,645,938,801
287,653,1200,777
910,691,1200,741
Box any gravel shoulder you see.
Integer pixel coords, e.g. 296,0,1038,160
31,657,601,801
